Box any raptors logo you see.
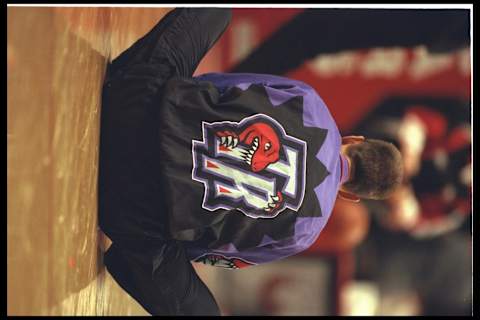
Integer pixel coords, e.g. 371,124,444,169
192,114,307,219
193,253,254,269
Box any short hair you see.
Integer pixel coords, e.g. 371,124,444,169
342,139,403,200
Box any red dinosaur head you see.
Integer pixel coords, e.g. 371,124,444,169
239,123,281,172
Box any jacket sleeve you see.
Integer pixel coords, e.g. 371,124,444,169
104,241,220,315
108,8,232,78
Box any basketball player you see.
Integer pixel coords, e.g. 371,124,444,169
98,8,403,315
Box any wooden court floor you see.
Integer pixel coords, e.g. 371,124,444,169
7,7,178,315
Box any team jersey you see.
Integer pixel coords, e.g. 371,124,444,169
156,72,349,268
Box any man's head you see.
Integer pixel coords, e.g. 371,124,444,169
339,136,403,201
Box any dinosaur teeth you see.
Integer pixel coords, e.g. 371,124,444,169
271,195,279,202
253,138,259,148
221,137,226,145
248,149,255,155
268,203,276,208
227,136,232,146
233,137,238,147
246,158,251,165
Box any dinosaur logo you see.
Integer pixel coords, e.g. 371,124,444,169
193,253,254,269
192,114,307,219
216,122,281,172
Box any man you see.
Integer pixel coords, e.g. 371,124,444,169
98,8,403,315
352,96,471,236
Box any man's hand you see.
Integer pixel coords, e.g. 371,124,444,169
398,113,426,178
383,185,420,231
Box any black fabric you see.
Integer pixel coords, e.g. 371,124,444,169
156,80,329,250
104,242,220,316
98,8,231,315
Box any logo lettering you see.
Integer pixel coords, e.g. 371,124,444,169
192,114,307,218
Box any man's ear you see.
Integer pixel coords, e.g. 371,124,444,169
338,190,360,203
342,135,365,145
